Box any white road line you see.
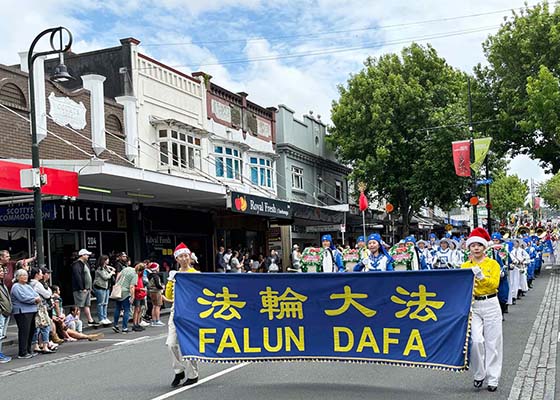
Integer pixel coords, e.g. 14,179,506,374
149,362,251,400
98,338,127,342
113,336,150,346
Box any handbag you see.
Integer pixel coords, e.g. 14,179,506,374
109,273,124,300
35,304,51,328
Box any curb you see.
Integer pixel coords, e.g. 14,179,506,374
2,308,171,348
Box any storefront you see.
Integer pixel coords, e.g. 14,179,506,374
0,200,130,296
217,191,292,269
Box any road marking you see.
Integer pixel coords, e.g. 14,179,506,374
98,338,127,342
149,362,251,400
557,332,560,343
113,336,151,346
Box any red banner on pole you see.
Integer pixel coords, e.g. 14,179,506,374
0,160,79,197
452,140,471,177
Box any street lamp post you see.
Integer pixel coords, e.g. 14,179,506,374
28,27,73,267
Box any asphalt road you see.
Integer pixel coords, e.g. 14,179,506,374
0,269,552,400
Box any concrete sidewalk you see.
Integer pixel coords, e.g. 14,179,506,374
1,301,171,347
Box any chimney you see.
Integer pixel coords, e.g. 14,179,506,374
81,74,106,156
18,51,29,73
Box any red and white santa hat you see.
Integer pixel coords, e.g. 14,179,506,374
174,242,191,258
466,227,491,248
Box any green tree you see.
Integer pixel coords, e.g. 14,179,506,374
488,173,529,223
328,43,470,235
539,174,560,210
473,2,560,173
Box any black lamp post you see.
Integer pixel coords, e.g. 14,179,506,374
28,27,73,267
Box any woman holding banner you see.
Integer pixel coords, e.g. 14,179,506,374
165,243,200,388
461,228,502,392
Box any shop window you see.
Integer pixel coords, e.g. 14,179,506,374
291,166,303,190
335,180,343,201
250,156,273,188
157,128,201,172
214,145,242,180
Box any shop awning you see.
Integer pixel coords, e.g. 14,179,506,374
6,159,227,209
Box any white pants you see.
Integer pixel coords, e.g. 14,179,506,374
166,310,199,378
519,270,529,292
508,268,520,304
471,296,503,386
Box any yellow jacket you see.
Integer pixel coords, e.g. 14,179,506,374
164,268,199,302
461,256,500,297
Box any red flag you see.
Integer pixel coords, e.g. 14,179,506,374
534,197,541,210
359,192,369,212
452,140,471,177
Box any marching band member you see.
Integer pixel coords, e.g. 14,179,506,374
448,239,463,269
511,239,530,299
525,238,536,289
489,233,510,317
434,238,452,269
319,235,344,273
354,233,394,272
165,243,199,388
461,228,502,392
404,236,428,270
417,240,433,269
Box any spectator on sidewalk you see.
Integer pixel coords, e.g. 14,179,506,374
71,249,98,327
11,269,41,359
0,265,12,363
112,261,137,334
147,262,165,326
93,255,115,326
60,306,103,342
132,263,147,332
29,268,55,354
215,246,226,272
113,252,129,274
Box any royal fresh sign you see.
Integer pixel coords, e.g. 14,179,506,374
229,192,292,219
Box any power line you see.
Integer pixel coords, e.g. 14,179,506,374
134,25,500,70
139,5,535,48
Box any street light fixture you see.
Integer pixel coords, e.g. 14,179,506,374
28,27,73,267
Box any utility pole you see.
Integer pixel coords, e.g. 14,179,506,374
468,78,478,228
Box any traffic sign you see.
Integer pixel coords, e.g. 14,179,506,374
476,178,493,185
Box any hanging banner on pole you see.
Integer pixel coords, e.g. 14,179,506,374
451,140,471,177
470,137,492,172
173,270,474,371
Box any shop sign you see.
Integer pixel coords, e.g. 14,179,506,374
306,224,342,233
0,203,56,225
229,191,291,219
48,93,87,130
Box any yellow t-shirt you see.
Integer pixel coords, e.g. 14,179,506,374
461,256,500,297
165,267,200,302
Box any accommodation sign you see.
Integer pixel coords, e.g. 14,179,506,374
229,191,291,219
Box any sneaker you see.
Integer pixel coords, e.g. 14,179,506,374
132,325,141,332
0,353,11,363
183,377,199,386
121,328,129,334
153,320,165,326
17,353,32,359
171,371,185,387
101,319,112,325
139,320,150,327
112,326,121,334
87,320,100,326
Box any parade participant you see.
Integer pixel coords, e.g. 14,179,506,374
434,238,452,269
288,245,302,272
319,235,344,272
448,239,463,269
165,243,199,388
417,240,433,269
489,233,510,317
461,227,502,392
354,234,394,272
356,236,368,259
511,239,530,299
525,238,536,289
404,236,428,270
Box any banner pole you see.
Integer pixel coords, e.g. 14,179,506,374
362,211,366,240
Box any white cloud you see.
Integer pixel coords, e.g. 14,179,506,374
509,155,552,184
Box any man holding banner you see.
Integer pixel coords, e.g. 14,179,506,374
461,228,502,392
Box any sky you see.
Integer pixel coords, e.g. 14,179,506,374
0,0,553,183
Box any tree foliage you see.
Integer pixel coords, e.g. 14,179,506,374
473,2,560,173
539,174,560,210
328,43,470,235
488,173,529,222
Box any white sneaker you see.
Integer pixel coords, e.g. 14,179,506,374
153,320,165,326
101,319,112,325
139,320,150,327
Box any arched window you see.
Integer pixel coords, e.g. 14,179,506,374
105,114,123,135
0,83,26,109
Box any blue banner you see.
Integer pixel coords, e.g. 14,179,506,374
174,270,474,371
0,203,56,226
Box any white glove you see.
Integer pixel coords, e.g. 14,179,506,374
471,266,485,280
